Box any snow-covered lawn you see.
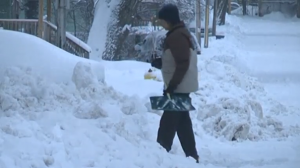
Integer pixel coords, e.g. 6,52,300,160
0,13,299,168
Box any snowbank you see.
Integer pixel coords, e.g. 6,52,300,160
262,11,299,21
0,30,105,84
0,29,207,168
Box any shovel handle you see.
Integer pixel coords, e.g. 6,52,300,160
164,83,172,99
166,93,171,99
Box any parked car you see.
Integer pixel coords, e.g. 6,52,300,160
231,2,241,11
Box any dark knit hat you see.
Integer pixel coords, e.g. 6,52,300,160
157,4,181,26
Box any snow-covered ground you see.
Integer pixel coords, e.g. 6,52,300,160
0,13,300,168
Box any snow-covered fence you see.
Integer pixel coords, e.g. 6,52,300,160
0,19,90,59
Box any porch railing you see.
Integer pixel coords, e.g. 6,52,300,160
0,19,91,59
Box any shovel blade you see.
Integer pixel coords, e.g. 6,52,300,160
149,95,196,111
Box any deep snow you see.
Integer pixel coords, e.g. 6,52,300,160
0,13,300,168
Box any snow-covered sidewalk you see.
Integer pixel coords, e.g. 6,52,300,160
234,15,300,109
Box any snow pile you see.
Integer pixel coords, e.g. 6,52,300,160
192,58,299,141
262,11,298,21
0,60,206,168
0,62,146,119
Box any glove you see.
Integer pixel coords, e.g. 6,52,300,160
163,84,177,96
151,58,162,69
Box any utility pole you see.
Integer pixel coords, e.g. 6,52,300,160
195,0,201,48
297,0,300,18
38,0,44,38
56,0,68,48
212,0,218,36
204,0,209,48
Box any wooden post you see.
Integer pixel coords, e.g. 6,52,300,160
297,0,300,18
56,0,67,48
196,0,201,48
204,0,209,48
45,0,52,42
212,0,218,36
258,0,263,17
228,0,231,14
47,0,51,21
38,0,44,38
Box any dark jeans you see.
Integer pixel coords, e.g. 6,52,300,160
156,94,198,161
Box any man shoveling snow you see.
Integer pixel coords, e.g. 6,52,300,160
150,3,200,163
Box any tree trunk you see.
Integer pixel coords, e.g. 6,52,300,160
217,0,228,25
242,0,247,15
297,0,300,18
72,10,77,37
25,0,39,19
102,0,141,60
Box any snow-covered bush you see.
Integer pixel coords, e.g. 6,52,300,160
135,29,201,61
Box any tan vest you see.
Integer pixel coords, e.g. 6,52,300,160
161,48,199,93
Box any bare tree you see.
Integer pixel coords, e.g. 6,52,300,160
24,0,39,19
67,0,95,41
46,0,94,42
217,0,228,25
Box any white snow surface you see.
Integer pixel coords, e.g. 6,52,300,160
0,30,104,84
0,13,300,168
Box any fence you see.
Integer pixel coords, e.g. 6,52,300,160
0,19,91,59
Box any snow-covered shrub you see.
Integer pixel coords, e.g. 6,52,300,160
135,30,166,61
135,29,201,61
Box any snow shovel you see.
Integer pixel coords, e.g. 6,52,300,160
149,93,196,111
